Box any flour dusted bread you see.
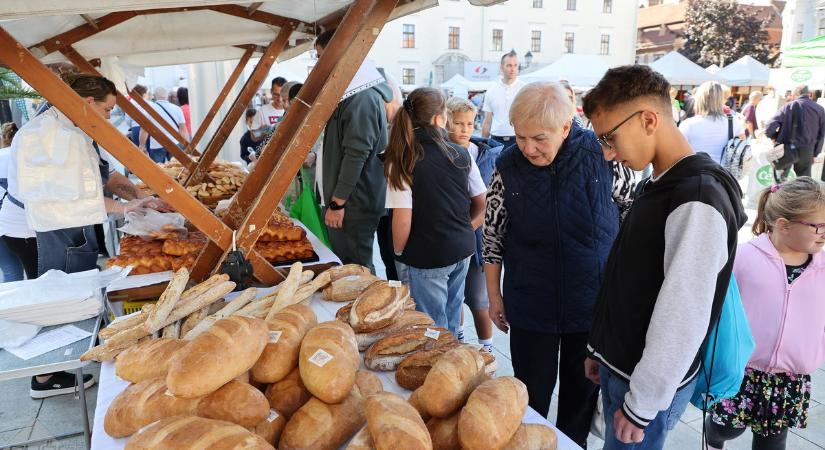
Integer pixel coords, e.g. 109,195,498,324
322,273,380,301
196,379,269,428
418,345,486,418
364,392,432,450
167,315,268,398
427,414,460,450
104,378,200,438
501,423,558,450
396,346,495,390
364,327,456,371
325,263,372,282
124,416,274,450
355,310,435,351
457,377,528,450
349,281,409,332
251,304,317,383
114,338,186,383
264,366,311,418
298,320,359,404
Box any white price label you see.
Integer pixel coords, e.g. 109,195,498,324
309,349,334,367
424,328,440,340
343,275,360,281
388,280,402,288
64,348,73,356
268,331,283,344
164,390,175,397
267,409,280,423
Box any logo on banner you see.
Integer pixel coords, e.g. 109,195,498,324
791,69,812,83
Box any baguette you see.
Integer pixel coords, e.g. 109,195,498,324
298,320,359,404
124,416,274,450
114,338,186,383
501,424,558,450
251,303,317,383
99,304,153,339
264,366,311,419
143,268,189,331
290,271,332,304
196,379,270,428
160,320,180,339
345,426,375,450
235,272,314,317
364,327,456,371
418,346,485,418
185,287,259,339
427,414,460,450
457,377,529,450
322,273,380,302
364,392,432,450
253,410,287,447
264,262,303,321
179,307,207,337
278,371,383,450
355,310,435,351
81,340,133,362
103,377,201,438
178,273,229,305
349,281,408,332
167,315,268,398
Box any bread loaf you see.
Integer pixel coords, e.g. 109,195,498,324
407,388,431,422
336,302,352,322
457,377,529,450
253,410,287,447
355,310,435,351
196,379,270,428
427,414,460,450
104,378,200,438
114,338,186,383
251,304,317,383
322,273,380,302
364,392,432,450
364,327,456,371
124,416,274,450
264,366,311,418
279,371,383,450
418,346,485,418
396,346,496,390
349,281,408,332
298,320,359,404
167,316,268,398
325,264,372,282
345,426,375,450
501,424,558,450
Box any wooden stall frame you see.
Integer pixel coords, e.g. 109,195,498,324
190,0,400,283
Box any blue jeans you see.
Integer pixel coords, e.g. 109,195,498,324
600,366,696,450
395,257,470,335
147,148,170,163
0,237,24,282
36,225,99,276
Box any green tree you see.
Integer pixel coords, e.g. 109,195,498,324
680,0,772,67
0,68,40,100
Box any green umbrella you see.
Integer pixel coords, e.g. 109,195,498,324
782,35,825,68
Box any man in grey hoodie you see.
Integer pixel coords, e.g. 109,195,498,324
315,30,392,272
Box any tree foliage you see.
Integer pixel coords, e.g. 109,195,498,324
0,68,40,100
680,0,772,67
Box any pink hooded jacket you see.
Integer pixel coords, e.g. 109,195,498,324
734,233,825,375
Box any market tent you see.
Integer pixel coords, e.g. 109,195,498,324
782,34,825,68
706,64,721,74
716,55,770,86
441,73,491,91
649,51,719,86
521,53,610,88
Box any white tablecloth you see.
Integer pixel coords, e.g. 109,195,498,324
90,291,582,450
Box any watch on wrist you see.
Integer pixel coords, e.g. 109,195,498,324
329,200,346,211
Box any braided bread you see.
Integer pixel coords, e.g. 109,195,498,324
254,240,314,263
162,232,207,256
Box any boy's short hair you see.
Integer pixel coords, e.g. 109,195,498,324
446,97,477,121
582,65,671,117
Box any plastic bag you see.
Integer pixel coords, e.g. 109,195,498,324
118,208,187,239
745,138,794,209
0,318,41,349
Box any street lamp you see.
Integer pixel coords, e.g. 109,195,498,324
520,51,533,71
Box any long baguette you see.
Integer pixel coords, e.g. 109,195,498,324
234,272,313,317
292,271,332,304
161,321,180,339
264,262,303,322
179,308,207,337
178,273,229,305
143,268,189,331
99,304,154,339
184,288,258,339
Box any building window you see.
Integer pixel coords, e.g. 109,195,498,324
648,0,662,5
448,26,460,50
531,31,542,52
492,29,503,51
566,0,576,11
402,24,415,48
533,0,543,7
402,68,415,85
564,32,575,53
603,0,612,13
600,34,610,55
819,18,825,36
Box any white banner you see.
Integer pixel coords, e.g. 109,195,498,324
464,61,499,82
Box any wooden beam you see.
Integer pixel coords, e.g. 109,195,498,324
208,4,303,29
128,86,191,149
247,2,265,15
183,26,293,187
187,46,254,154
189,0,399,283
59,46,200,175
79,14,99,30
0,27,234,259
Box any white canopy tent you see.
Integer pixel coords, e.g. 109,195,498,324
441,73,491,91
649,51,720,87
715,55,770,87
521,54,610,88
706,64,721,74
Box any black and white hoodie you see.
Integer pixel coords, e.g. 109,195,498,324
587,153,748,429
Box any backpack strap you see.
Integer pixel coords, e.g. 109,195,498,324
727,114,733,141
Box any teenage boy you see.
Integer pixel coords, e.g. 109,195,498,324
582,65,747,449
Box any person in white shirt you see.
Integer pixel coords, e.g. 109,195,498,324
249,77,287,144
481,50,526,145
678,81,745,163
138,86,189,163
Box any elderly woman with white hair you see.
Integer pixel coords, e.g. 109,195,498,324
482,81,633,448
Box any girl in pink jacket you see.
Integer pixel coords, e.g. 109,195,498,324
705,177,825,450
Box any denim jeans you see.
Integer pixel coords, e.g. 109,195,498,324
147,148,170,163
36,225,99,276
0,237,24,282
600,366,696,450
395,257,471,335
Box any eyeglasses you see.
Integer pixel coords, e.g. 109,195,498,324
791,220,825,235
596,110,644,150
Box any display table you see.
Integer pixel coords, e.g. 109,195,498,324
90,291,582,450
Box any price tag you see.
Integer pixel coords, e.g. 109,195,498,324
343,275,360,281
268,331,283,344
164,390,175,397
267,409,280,423
424,328,440,340
64,348,73,356
309,349,334,367
388,280,402,288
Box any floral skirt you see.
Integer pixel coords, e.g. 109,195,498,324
710,367,812,436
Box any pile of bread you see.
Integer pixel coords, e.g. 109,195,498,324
253,208,314,264
106,233,206,275
159,159,247,206
93,263,557,450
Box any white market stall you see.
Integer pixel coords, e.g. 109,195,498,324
440,73,492,91
706,64,721,74
716,55,770,87
521,53,610,88
649,51,720,87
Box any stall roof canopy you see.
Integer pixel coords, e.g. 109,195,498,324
715,55,770,86
440,74,491,91
782,34,825,68
521,54,610,88
649,51,719,86
0,0,505,67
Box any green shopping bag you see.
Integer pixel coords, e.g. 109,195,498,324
289,168,330,248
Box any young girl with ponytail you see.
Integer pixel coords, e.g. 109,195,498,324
705,176,825,450
384,87,486,334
